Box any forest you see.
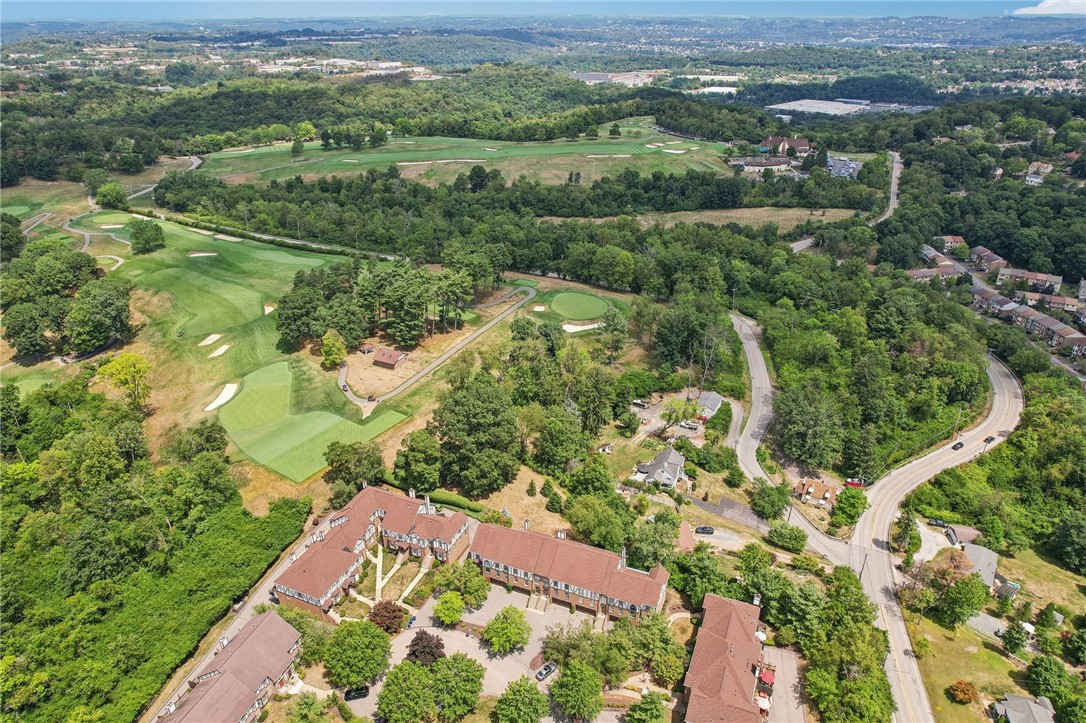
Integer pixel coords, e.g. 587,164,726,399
0,375,311,721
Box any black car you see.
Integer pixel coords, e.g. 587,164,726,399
694,526,715,535
536,662,558,681
952,441,965,450
984,436,996,444
929,519,948,528
344,686,370,701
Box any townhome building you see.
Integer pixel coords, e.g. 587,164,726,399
468,523,669,619
996,267,1063,294
273,486,468,620
684,594,768,723
161,612,300,723
937,235,966,253
969,246,1007,272
1013,291,1082,313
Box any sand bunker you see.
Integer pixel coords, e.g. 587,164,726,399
661,149,687,154
100,224,124,229
665,141,682,145
533,305,546,312
187,251,218,257
436,159,485,163
483,147,499,151
612,154,631,158
645,143,663,148
398,161,433,166
342,159,360,163
130,213,151,220
400,141,417,144
222,148,255,154
204,383,238,411
562,322,603,333
264,305,276,315
191,228,215,235
214,234,242,242
689,146,700,150
208,344,230,358
198,334,223,347
586,154,610,158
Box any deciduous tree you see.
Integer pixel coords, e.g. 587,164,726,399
98,352,152,409
434,591,466,626
324,620,391,688
482,605,531,655
393,430,442,494
550,659,603,723
495,675,549,723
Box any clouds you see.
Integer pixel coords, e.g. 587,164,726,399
1013,0,1086,15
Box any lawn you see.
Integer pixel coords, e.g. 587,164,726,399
0,179,91,222
219,361,407,482
382,560,421,601
545,291,611,321
910,616,1028,723
200,119,734,187
995,548,1086,613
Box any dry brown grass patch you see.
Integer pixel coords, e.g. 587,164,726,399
235,461,330,516
480,466,566,535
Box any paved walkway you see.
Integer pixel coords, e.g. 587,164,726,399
338,287,536,415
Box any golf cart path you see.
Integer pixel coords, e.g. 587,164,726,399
339,287,537,414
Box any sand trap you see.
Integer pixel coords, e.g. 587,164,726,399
661,149,687,154
100,224,124,229
130,213,151,220
400,141,417,144
398,161,432,166
187,251,218,257
562,322,603,333
204,383,238,411
586,154,610,158
214,234,241,242
645,143,662,148
198,334,223,347
436,159,485,163
342,159,360,163
483,147,499,151
612,154,631,158
665,141,682,145
264,305,276,315
689,146,700,150
208,344,230,358
533,305,546,312
222,148,255,154
191,228,215,235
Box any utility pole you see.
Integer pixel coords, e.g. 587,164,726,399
731,287,737,311
953,405,963,438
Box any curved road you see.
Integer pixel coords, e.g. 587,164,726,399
730,312,1025,723
338,287,537,413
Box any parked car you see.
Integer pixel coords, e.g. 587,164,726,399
632,399,649,409
995,628,1004,638
678,420,699,431
844,478,864,488
984,436,996,444
535,662,558,681
342,384,349,392
952,441,965,450
928,518,948,528
694,526,715,535
344,686,370,701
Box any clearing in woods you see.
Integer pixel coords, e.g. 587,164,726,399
199,117,730,186
218,361,406,483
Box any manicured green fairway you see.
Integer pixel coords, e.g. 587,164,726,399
219,361,406,482
0,205,31,217
547,291,610,320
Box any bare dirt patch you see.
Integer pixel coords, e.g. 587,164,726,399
343,324,477,398
479,467,566,535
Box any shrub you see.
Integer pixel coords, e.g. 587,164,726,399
368,599,407,634
527,481,537,496
949,680,978,704
768,521,808,553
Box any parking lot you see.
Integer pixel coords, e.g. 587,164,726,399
631,392,706,446
346,586,600,719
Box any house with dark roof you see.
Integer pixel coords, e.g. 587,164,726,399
946,524,982,546
961,542,999,592
684,594,766,723
969,246,1007,272
993,695,1056,723
468,523,669,619
996,267,1063,294
161,612,300,723
636,447,688,488
273,486,468,620
373,348,407,369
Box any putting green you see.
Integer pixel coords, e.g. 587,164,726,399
219,362,406,482
1,205,32,218
548,292,610,321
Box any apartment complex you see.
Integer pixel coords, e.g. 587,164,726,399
468,523,669,619
273,486,469,619
973,287,1086,356
161,612,300,723
969,245,1007,272
684,594,768,723
995,267,1063,294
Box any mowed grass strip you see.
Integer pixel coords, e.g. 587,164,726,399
220,362,406,482
547,291,610,320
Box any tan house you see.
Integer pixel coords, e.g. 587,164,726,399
684,594,766,723
969,246,1007,272
161,612,300,723
273,487,468,620
996,267,1063,294
794,479,839,508
468,523,669,619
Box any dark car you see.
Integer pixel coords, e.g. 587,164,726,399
344,686,370,701
984,436,996,444
929,518,948,528
694,526,715,535
342,384,349,392
952,441,965,450
535,662,557,681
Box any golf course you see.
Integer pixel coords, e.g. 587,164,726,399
547,291,611,320
199,117,730,186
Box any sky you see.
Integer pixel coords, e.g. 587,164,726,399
2,0,1084,21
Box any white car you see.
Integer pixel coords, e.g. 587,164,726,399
632,399,649,409
678,420,699,431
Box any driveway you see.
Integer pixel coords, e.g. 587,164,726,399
346,585,598,719
763,646,807,723
915,522,952,564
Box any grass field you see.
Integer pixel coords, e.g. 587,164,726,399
219,361,406,482
0,179,91,222
200,118,732,187
546,291,611,320
995,548,1086,612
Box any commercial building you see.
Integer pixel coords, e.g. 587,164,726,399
273,487,468,619
468,523,669,619
684,594,767,723
161,612,300,723
759,135,811,155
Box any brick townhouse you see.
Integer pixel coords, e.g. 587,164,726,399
273,486,469,620
468,523,669,619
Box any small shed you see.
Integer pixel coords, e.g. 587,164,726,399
946,524,982,546
360,342,376,354
373,348,407,369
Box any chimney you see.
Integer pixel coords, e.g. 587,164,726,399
524,519,530,531
619,546,627,570
557,529,567,539
408,488,416,499
424,494,433,514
